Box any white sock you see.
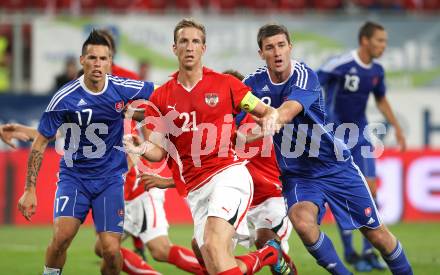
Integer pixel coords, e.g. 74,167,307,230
43,266,62,275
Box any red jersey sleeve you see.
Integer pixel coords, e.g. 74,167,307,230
226,74,252,114
143,90,168,133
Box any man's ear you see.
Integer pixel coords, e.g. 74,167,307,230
258,49,264,60
172,44,177,56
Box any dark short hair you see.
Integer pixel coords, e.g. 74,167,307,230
81,29,111,55
257,23,291,49
97,29,116,56
174,18,206,44
223,69,244,81
358,21,385,44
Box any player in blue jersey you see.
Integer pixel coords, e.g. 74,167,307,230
317,21,406,272
244,23,412,275
16,30,155,275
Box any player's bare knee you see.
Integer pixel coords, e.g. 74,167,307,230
203,239,224,260
363,226,394,252
292,218,313,235
150,246,169,262
255,228,277,249
94,239,103,257
50,235,72,253
101,246,120,264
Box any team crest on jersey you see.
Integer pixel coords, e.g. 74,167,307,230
115,101,125,112
205,93,219,107
364,207,372,217
372,77,379,86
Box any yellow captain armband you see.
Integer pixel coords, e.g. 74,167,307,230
239,92,259,112
153,84,160,90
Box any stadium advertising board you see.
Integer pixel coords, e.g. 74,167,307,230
0,148,439,225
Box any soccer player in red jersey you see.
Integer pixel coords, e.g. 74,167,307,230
121,121,204,275
124,18,293,275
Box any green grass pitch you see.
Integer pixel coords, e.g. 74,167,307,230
0,223,438,274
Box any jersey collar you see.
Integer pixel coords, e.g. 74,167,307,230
352,50,373,69
171,67,212,92
266,60,295,86
79,74,108,95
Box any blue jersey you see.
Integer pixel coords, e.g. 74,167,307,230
317,50,386,130
38,74,154,178
244,61,351,178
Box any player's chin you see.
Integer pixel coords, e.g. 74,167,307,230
273,64,286,73
91,74,104,81
182,62,196,70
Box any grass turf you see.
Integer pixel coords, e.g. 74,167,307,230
0,223,438,274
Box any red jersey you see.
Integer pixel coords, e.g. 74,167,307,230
112,64,140,80
237,114,282,206
123,118,172,200
145,67,250,193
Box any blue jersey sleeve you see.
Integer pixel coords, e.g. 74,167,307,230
373,68,386,98
316,70,334,87
287,67,321,115
110,76,155,102
38,109,66,138
316,56,342,87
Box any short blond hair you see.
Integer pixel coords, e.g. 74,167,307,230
173,18,206,44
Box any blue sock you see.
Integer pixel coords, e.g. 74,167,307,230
362,236,374,254
337,223,355,258
306,232,352,275
383,241,413,275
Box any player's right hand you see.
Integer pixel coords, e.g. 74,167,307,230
17,188,37,221
0,124,31,149
123,135,147,155
260,108,281,136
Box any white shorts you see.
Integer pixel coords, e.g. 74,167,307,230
247,197,292,253
124,189,169,244
186,164,253,247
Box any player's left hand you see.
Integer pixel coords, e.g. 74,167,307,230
138,173,174,191
396,129,407,152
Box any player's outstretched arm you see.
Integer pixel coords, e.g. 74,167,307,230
240,92,304,136
375,96,406,151
0,123,34,148
17,133,50,221
257,100,303,136
138,173,175,191
123,131,167,162
236,127,264,144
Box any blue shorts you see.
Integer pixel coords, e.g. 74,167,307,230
281,160,381,230
54,173,125,233
351,142,376,179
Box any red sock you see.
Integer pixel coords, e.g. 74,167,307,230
132,236,144,250
217,266,243,275
120,247,161,275
168,245,205,274
235,245,278,275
